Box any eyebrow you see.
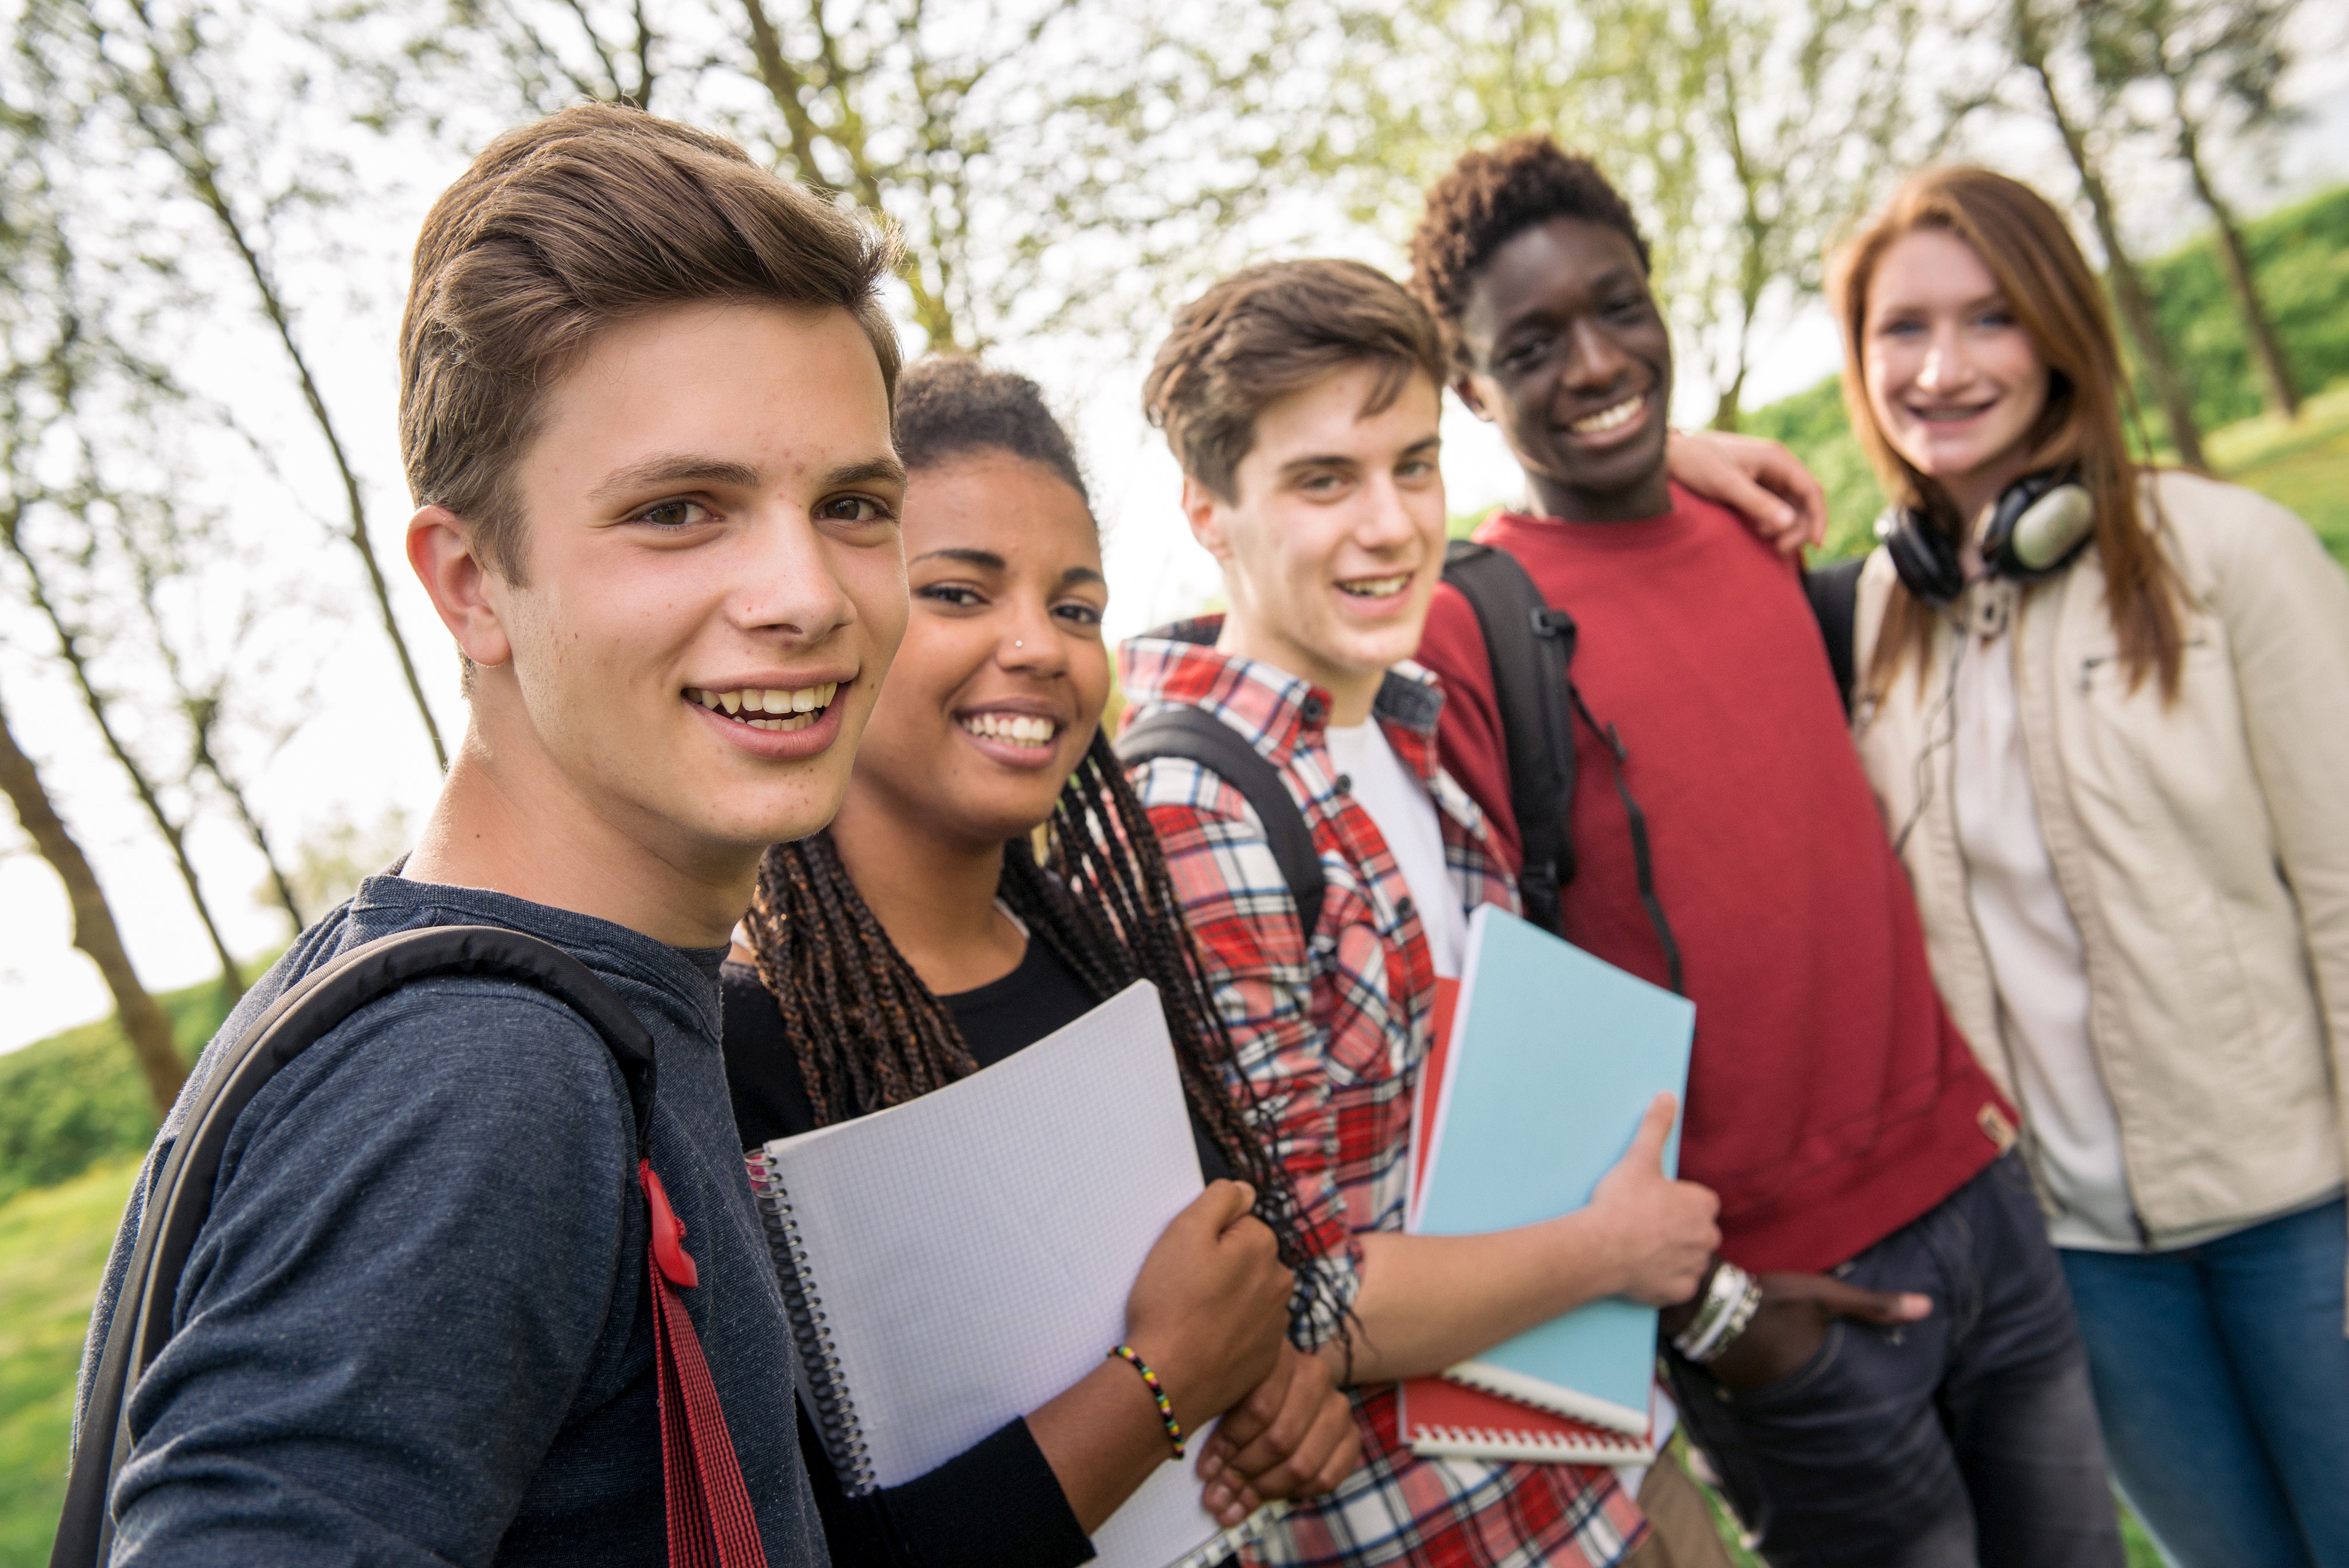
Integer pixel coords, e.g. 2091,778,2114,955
1279,452,1364,478
911,551,1107,590
1499,268,1642,335
589,450,908,506
912,547,1006,571
590,454,764,505
824,454,910,490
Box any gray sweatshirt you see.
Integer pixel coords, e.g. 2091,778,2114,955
75,875,826,1566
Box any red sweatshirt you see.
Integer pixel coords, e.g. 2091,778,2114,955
1417,485,2009,1274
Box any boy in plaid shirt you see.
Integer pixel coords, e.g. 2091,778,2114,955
1121,259,1778,1568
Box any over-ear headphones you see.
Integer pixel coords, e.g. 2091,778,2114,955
1876,470,2096,607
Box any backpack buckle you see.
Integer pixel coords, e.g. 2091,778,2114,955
1528,607,1574,639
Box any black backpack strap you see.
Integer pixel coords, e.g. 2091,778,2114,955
1803,556,1864,716
53,926,655,1568
1118,706,1325,937
1441,539,1686,994
1439,540,1578,934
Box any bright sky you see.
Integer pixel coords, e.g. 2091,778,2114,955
3,13,2345,1053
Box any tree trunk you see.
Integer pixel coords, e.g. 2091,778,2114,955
0,689,187,1114
2011,1,2207,469
2,524,245,1005
110,0,450,771
2175,114,2299,421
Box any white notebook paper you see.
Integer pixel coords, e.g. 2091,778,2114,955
746,980,1269,1568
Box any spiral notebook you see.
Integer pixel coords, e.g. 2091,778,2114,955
1411,907,1694,1437
1398,1376,1655,1465
1399,973,1653,1465
744,980,1270,1568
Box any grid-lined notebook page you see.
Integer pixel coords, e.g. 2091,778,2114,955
759,980,1236,1568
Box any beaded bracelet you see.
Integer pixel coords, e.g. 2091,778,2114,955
1108,1344,1186,1458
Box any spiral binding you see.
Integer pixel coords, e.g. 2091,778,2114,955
1407,1423,1653,1465
746,1149,877,1495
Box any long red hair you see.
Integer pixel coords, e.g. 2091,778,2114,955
1827,166,2185,700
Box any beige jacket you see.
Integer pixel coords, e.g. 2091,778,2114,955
1851,470,2349,1251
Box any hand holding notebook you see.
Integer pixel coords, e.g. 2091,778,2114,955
1405,907,1699,1445
746,981,1278,1568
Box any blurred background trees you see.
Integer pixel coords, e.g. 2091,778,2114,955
2,0,2342,1161
2,0,2346,1558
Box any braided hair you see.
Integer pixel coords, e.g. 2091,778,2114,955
742,733,1329,1297
740,357,1335,1331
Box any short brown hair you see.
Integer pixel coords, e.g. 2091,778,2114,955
1142,259,1444,502
400,103,902,580
1828,165,2184,700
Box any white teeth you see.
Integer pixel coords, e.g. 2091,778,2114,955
1338,574,1410,598
693,682,839,725
960,711,1057,747
1569,395,1643,435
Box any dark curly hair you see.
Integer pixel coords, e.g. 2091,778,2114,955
1407,134,1652,364
894,357,1089,509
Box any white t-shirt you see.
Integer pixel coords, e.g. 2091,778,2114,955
1950,591,2141,1251
1324,720,1470,979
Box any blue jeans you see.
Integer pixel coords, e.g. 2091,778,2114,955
1668,1154,2124,1568
2061,1197,2349,1568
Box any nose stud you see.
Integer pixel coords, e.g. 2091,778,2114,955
1014,639,1025,649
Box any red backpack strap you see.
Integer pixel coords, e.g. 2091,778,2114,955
642,1160,770,1568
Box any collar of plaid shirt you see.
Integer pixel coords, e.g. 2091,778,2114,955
1119,615,1455,789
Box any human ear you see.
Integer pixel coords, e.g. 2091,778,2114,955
1182,475,1238,565
1453,374,1496,423
406,505,514,669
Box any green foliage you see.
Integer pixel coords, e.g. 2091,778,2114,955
2203,380,2349,563
1740,375,1887,559
0,1154,141,1566
2140,184,2349,432
0,973,245,1211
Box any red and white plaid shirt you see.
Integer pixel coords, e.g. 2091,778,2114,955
1120,620,1642,1568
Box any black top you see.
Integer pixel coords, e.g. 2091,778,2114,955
722,937,1234,1568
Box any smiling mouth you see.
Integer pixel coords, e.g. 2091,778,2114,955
1568,394,1645,435
687,681,839,732
1907,403,1996,424
960,709,1062,750
1337,573,1411,599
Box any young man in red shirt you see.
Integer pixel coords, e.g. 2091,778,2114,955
1406,135,2124,1567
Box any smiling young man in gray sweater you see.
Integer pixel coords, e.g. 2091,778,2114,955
73,104,910,1565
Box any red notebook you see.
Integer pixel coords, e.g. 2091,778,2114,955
1399,980,1656,1465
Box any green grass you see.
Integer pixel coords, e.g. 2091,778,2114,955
0,970,248,1213
0,1154,140,1566
2202,379,2349,563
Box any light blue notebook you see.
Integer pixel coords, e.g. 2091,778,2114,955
1412,906,1696,1435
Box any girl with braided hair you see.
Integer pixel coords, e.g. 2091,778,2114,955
723,358,1359,1568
